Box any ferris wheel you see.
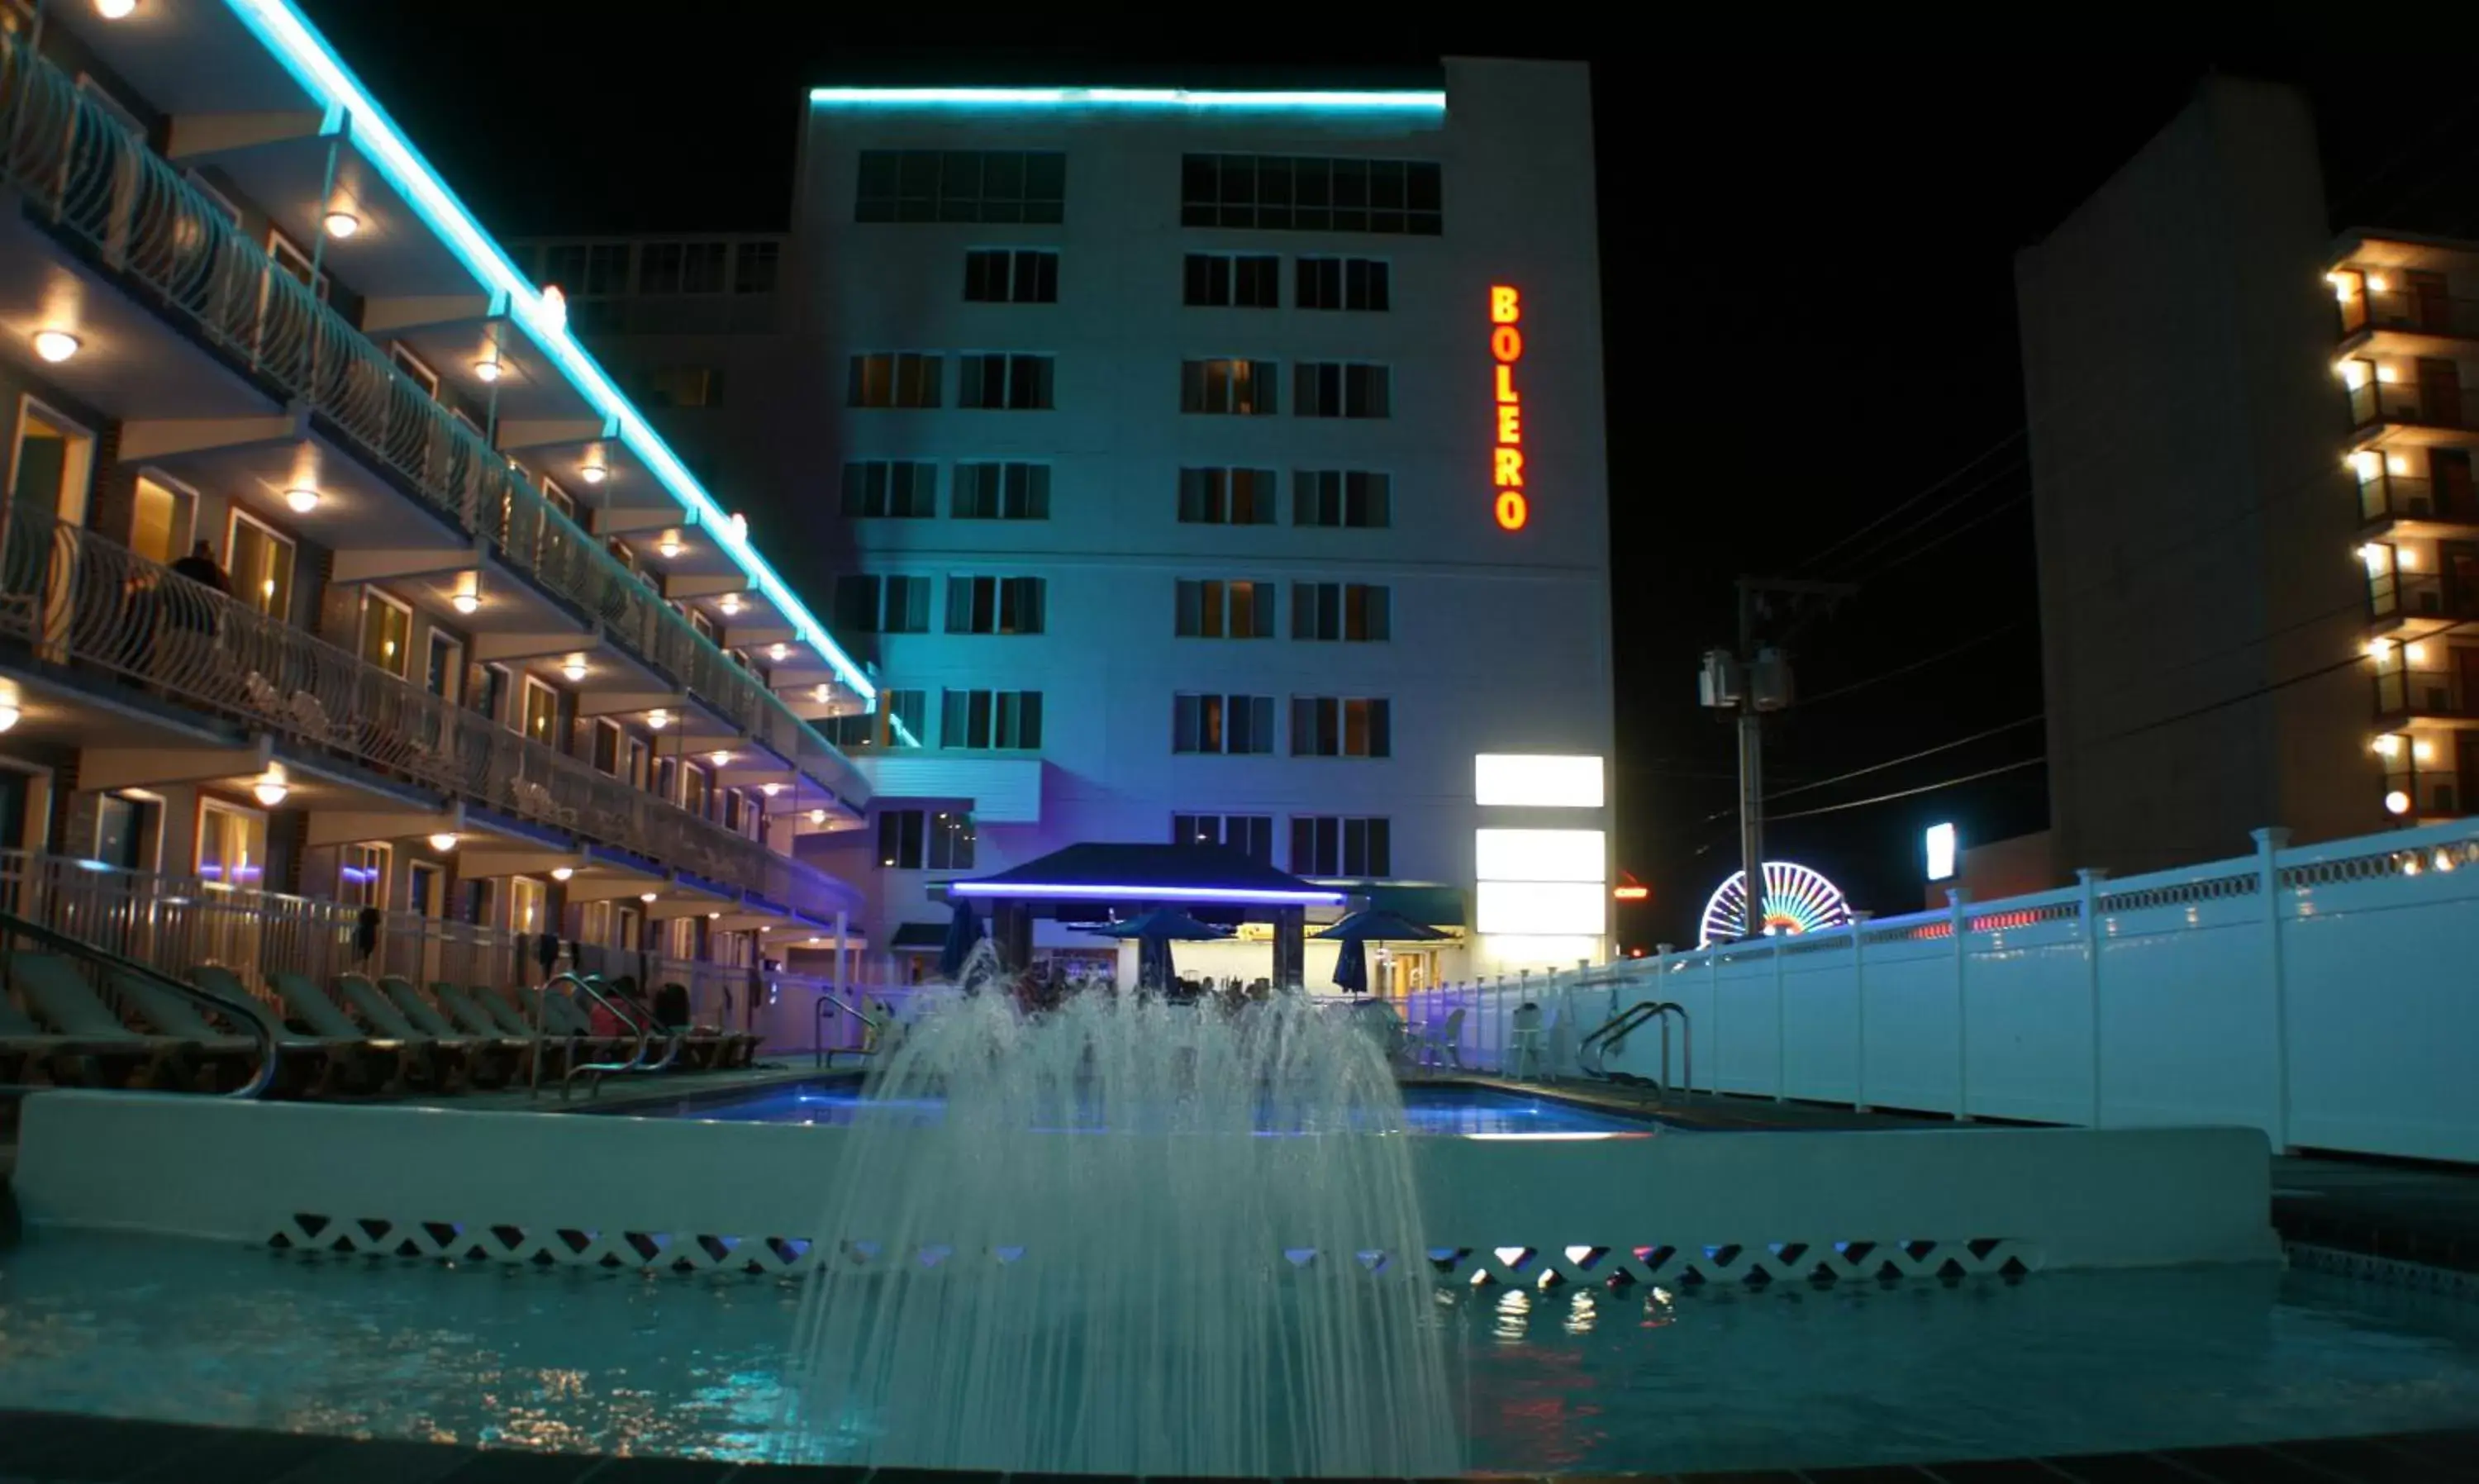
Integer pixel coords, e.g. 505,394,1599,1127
1698,861,1853,947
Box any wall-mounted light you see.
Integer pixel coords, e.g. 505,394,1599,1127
579,459,608,485
2377,364,2402,384
768,642,788,661
2388,454,2411,477
2373,734,2403,758
2386,789,2413,816
551,866,575,882
473,355,503,384
656,531,683,559
322,210,360,240
95,0,139,19
284,487,321,514
2406,642,2429,665
251,767,289,807
2415,740,2437,763
560,653,587,683
427,832,459,852
647,708,670,730
31,329,81,364
2349,449,2381,479
2368,274,2391,293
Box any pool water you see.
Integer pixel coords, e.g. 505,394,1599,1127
2,1233,2477,1472
597,1079,1668,1137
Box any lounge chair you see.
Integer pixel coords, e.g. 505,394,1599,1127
6,952,210,1091
1415,1006,1468,1071
0,989,87,1085
430,980,566,1081
380,975,528,1086
186,963,388,1097
264,969,421,1094
107,969,314,1096
332,973,485,1092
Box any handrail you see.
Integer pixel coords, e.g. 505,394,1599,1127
0,30,863,806
1579,1000,1692,1102
0,497,848,911
0,905,281,1099
557,972,662,1101
814,991,882,1068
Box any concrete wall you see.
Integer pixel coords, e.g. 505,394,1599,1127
2015,77,2373,878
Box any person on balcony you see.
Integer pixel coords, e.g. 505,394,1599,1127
170,540,228,596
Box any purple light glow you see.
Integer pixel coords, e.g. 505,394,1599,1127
947,881,1344,905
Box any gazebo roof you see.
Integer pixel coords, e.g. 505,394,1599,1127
947,843,1344,906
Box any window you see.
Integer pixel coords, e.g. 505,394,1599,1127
877,808,978,871
964,249,1059,302
642,366,720,407
1290,816,1391,877
953,462,1051,520
1297,256,1391,312
1174,813,1274,865
842,460,939,518
226,511,294,620
426,633,463,704
1174,578,1275,639
1295,362,1391,418
584,244,630,296
638,241,684,295
266,228,331,302
834,574,932,634
682,242,727,293
359,590,412,676
941,688,1043,749
1173,693,1276,754
1180,358,1277,415
1182,155,1442,235
848,353,943,407
592,719,622,775
683,762,711,819
1291,696,1390,758
959,353,1054,410
390,343,440,399
826,689,926,750
856,149,1067,223
338,842,390,911
945,575,1046,635
1183,253,1280,307
1292,582,1391,642
734,240,780,294
509,876,548,938
1178,467,1277,525
196,800,268,889
1293,470,1392,528
521,677,559,747
129,473,196,564
476,663,510,723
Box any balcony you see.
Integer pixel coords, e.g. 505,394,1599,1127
2353,467,2479,538
0,33,864,817
2335,282,2479,354
0,499,855,917
2341,372,2479,446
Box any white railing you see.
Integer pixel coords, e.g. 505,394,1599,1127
1407,820,2479,1163
0,31,859,806
0,501,852,913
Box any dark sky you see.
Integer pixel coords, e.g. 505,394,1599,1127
300,2,2479,944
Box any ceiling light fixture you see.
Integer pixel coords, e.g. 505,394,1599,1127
761,782,783,797
657,533,683,559
768,642,788,661
647,708,670,730
31,330,80,363
551,866,575,882
452,589,480,616
284,487,321,514
322,210,360,239
579,459,608,485
251,768,289,807
718,592,742,616
807,808,826,825
561,654,587,683
708,749,730,766
640,892,659,904
427,832,459,852
0,702,21,733
473,355,503,383
96,0,139,18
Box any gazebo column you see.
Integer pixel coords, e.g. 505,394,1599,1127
1272,906,1305,992
992,898,1034,973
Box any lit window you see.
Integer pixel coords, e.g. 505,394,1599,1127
1181,358,1277,415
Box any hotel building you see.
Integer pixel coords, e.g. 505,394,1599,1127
0,0,880,1012
521,62,1618,987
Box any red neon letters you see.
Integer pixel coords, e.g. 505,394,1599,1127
1489,284,1528,531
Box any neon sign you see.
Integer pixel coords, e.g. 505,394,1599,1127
1489,284,1528,531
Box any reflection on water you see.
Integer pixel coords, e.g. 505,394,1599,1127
3,1234,2479,1474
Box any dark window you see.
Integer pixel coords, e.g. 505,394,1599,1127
1291,582,1390,641
959,353,1054,410
857,149,1066,223
1292,470,1392,528
1290,816,1391,877
1297,256,1391,312
953,462,1051,520
1177,467,1278,525
734,240,779,293
1290,697,1390,758
1172,694,1276,754
681,242,727,293
1174,813,1275,865
1295,361,1391,418
639,242,683,294
878,809,925,869
1182,253,1280,307
841,461,939,518
1174,578,1275,639
964,249,1059,302
848,353,942,407
1179,358,1277,415
941,689,1044,749
1182,155,1441,235
945,575,1047,635
833,574,930,634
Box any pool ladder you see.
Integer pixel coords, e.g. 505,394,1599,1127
814,992,883,1069
1577,1000,1692,1102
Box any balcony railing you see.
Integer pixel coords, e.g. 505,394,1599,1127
0,499,847,914
2377,664,2478,720
2345,377,2479,433
2354,472,2479,526
0,34,854,799
2339,287,2479,340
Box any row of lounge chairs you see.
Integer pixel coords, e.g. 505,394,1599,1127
0,953,759,1096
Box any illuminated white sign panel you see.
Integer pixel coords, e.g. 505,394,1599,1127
1925,822,1958,882
1475,828,1606,883
1473,754,1605,809
1477,881,1607,937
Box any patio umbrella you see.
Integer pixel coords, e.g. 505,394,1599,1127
936,896,983,981
1081,908,1230,991
1311,908,1449,944
1331,936,1370,994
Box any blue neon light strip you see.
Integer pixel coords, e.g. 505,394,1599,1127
947,882,1346,905
221,0,875,706
808,86,1445,112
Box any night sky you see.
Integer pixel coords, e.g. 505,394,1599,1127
299,3,2479,944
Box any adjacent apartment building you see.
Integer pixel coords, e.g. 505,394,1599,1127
2015,76,2436,882
523,62,1619,987
0,0,878,1011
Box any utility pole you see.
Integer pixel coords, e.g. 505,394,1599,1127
1702,578,1854,940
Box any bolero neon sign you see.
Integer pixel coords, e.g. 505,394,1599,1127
1489,284,1529,531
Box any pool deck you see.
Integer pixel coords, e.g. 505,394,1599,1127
1,1408,2475,1483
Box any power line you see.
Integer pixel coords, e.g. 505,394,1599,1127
1766,756,2047,822
1766,714,2044,803
1794,430,2026,575
1860,492,2033,580
1799,623,2027,707
1830,453,2030,578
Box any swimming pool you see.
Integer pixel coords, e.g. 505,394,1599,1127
2,1230,2476,1473
592,1078,1671,1137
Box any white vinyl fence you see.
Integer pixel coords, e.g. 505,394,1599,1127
1406,821,2479,1163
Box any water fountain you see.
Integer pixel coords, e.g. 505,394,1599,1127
780,943,1458,1476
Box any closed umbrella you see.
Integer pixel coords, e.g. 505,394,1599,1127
1315,907,1444,996
937,896,983,981
1332,935,1370,994
1081,908,1229,992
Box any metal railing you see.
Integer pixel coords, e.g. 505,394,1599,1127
2345,378,2479,433
2353,473,2479,526
2376,664,2477,720
0,31,859,804
2342,288,2479,340
0,500,848,909
0,902,282,1098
